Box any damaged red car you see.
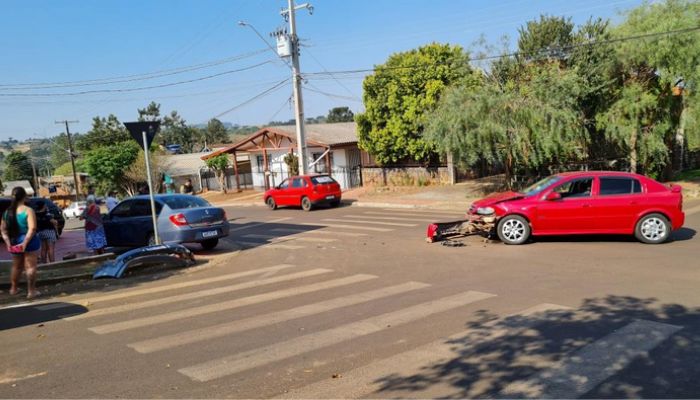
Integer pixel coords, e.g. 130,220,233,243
428,172,685,245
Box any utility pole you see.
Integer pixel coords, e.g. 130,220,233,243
55,120,80,201
30,158,39,195
281,0,313,175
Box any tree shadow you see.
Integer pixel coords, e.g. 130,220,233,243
0,302,88,330
371,296,700,398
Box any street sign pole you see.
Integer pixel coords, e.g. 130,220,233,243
124,121,161,247
142,130,160,245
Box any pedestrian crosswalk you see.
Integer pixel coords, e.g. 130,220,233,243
39,256,683,398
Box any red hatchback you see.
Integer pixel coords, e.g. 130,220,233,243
469,172,684,245
264,175,342,211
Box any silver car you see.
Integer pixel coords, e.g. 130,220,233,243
103,194,230,250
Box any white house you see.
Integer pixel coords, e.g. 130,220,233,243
203,123,362,190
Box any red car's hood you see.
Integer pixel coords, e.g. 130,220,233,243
472,191,524,208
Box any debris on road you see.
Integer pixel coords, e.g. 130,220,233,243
92,244,195,279
426,214,496,243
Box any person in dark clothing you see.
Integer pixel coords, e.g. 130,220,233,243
35,202,58,263
180,179,195,194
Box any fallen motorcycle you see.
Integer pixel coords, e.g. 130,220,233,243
426,214,497,243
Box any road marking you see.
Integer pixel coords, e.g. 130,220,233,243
236,241,305,250
271,228,367,237
242,234,337,243
299,223,393,232
88,274,377,334
364,211,463,219
0,371,48,385
345,215,435,222
34,264,297,311
128,281,430,354
499,319,682,399
382,208,466,215
67,269,332,321
685,204,700,216
323,218,417,227
179,290,496,382
228,217,292,233
283,303,571,399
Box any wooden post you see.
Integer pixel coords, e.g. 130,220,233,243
325,148,331,175
233,150,241,192
447,152,456,185
262,148,269,190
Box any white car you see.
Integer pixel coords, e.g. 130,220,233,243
63,201,87,219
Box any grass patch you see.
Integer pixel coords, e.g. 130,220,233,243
674,169,700,181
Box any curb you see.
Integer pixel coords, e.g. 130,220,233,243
1,254,116,287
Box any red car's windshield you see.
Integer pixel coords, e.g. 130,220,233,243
522,175,562,196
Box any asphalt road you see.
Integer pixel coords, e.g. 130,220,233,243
2,202,700,398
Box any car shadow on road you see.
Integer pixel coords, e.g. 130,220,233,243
0,302,88,330
368,295,700,398
531,228,696,244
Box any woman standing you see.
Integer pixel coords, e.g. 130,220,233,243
1,187,41,299
81,197,106,255
36,202,58,263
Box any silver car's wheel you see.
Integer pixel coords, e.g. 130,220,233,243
635,213,670,244
497,215,531,245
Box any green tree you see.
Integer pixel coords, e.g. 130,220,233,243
204,118,230,146
356,43,480,165
283,153,299,176
83,141,140,193
161,111,202,153
426,64,586,187
517,15,575,61
3,151,33,182
138,101,162,122
205,154,230,193
78,114,130,151
326,107,355,123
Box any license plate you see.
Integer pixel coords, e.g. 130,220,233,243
202,230,218,238
326,195,335,200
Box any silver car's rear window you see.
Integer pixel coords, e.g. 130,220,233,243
161,196,211,209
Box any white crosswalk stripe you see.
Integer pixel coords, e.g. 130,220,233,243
236,241,305,250
344,215,436,222
299,222,393,232
498,319,682,399
35,264,297,311
242,234,337,243
67,268,333,321
271,228,367,237
128,281,430,354
323,218,417,227
283,303,571,399
381,208,465,215
179,290,496,382
364,211,463,219
88,274,378,334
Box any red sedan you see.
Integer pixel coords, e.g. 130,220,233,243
468,171,684,245
264,175,342,211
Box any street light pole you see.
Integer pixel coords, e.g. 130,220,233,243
55,120,80,201
142,130,160,245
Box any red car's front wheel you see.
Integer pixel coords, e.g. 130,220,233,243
266,197,277,210
497,215,531,245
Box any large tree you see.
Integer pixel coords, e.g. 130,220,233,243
204,118,230,146
161,111,202,153
356,43,480,165
326,107,354,123
82,141,140,193
138,101,162,122
78,114,130,151
3,151,33,182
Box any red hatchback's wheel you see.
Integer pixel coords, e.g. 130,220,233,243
266,197,277,210
497,215,531,245
301,196,313,212
635,213,670,244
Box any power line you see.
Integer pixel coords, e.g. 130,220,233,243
0,61,275,97
303,26,700,77
213,78,291,119
0,49,269,90
304,84,363,103
303,49,360,101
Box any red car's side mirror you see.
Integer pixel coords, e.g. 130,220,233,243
545,191,562,201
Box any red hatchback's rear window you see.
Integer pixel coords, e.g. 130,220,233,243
311,176,337,185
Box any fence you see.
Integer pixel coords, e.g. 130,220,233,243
200,168,254,192
361,167,449,187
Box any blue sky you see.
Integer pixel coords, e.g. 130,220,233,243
0,0,644,140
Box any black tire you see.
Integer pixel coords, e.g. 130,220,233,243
496,215,531,245
330,199,341,208
635,213,670,244
301,196,313,212
201,238,219,250
266,197,277,210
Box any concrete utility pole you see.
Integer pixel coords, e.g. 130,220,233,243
55,120,80,201
282,0,313,175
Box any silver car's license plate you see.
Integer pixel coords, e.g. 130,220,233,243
202,230,218,238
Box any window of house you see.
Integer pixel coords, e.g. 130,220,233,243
312,152,333,174
256,155,265,172
599,177,642,195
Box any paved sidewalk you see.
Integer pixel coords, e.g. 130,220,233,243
0,229,90,263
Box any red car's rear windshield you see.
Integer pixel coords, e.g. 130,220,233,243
311,176,337,185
